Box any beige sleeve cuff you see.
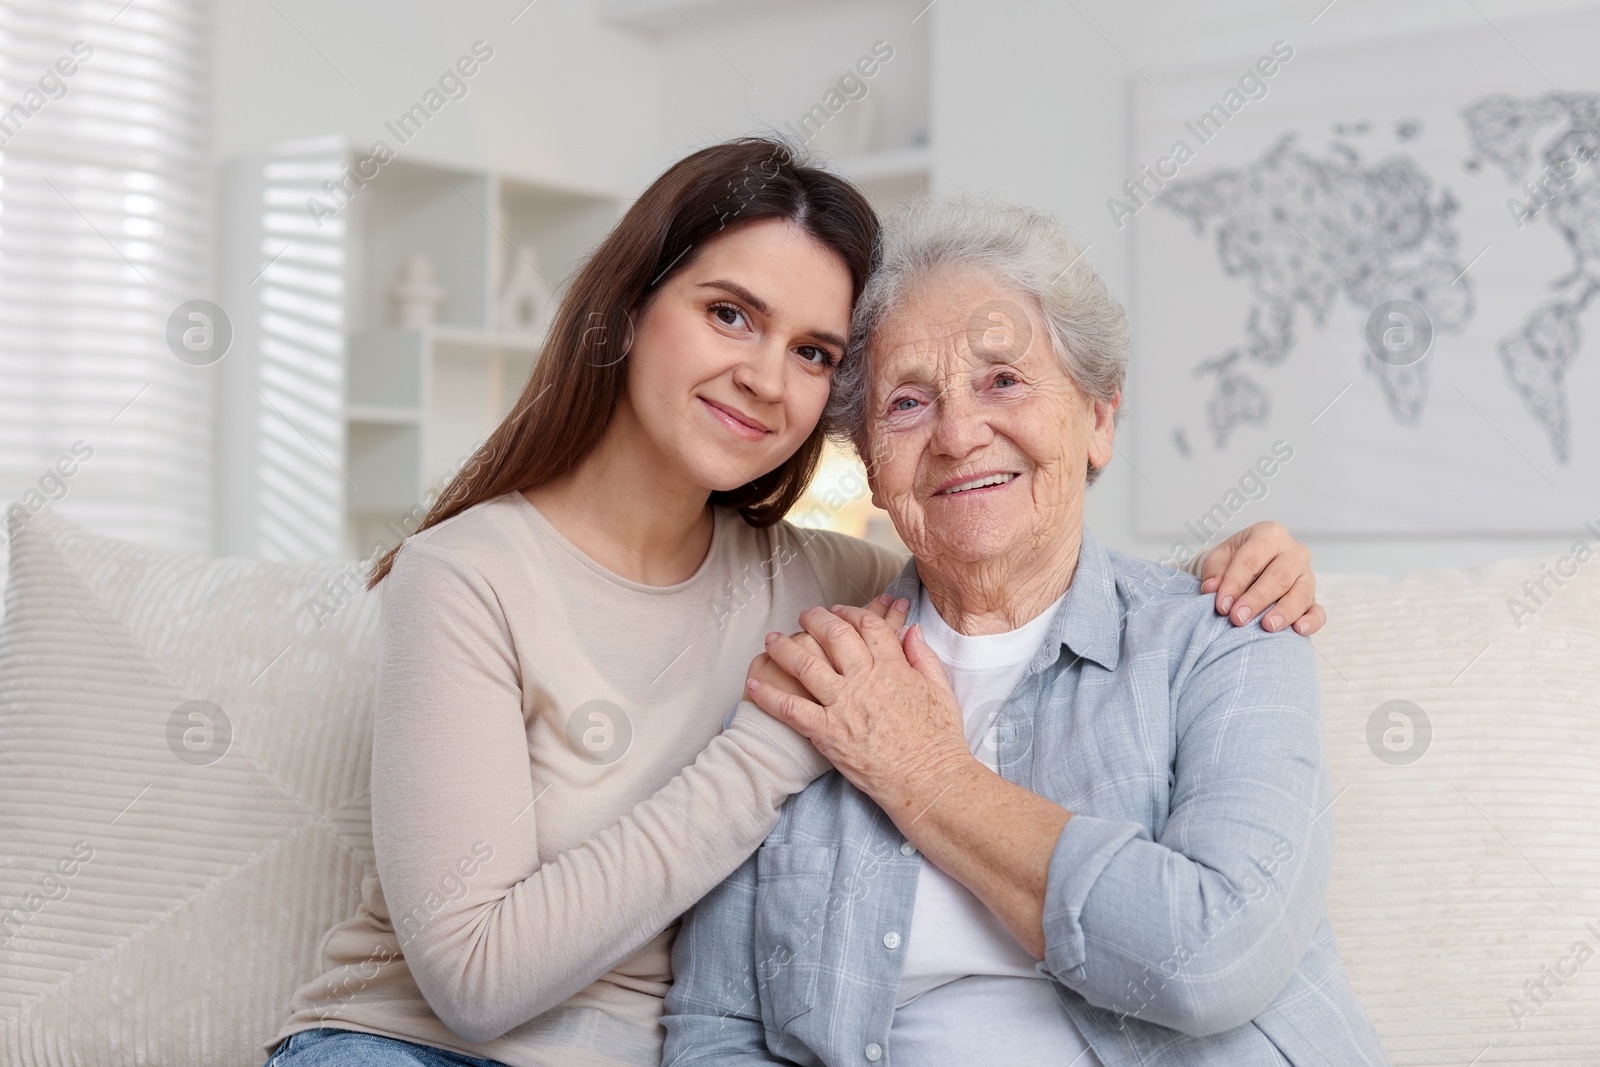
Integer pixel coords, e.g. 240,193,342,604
727,698,832,784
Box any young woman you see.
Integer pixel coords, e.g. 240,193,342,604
262,138,1324,1067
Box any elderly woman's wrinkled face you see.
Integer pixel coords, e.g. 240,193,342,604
862,269,1117,569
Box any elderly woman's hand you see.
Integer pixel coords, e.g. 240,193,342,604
747,605,972,813
1199,520,1325,635
744,594,912,703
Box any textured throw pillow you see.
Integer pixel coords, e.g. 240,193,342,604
0,510,382,1066
1315,554,1600,1064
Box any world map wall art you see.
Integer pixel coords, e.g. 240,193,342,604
1128,15,1598,537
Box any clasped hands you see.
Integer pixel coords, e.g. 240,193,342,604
744,595,976,818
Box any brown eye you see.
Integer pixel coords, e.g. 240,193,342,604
710,302,747,329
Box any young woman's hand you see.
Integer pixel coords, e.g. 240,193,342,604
745,594,911,701
1198,521,1325,635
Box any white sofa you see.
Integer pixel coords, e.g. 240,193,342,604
1,511,1596,1065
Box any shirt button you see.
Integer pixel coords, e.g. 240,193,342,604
882,931,901,950
899,841,916,856
864,1043,883,1062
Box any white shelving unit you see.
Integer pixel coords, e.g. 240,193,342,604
343,324,545,555
217,137,621,561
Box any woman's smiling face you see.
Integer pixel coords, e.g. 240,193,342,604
861,267,1118,569
620,217,854,494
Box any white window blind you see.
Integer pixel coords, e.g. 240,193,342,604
0,0,212,602
221,135,348,563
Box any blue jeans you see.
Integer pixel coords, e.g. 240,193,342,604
266,1027,513,1067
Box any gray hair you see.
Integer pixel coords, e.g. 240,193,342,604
823,195,1129,485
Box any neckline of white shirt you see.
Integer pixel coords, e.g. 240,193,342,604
915,585,1071,671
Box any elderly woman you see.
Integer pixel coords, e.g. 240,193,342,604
660,197,1387,1066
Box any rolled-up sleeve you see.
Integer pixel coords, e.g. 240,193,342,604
1039,625,1335,1037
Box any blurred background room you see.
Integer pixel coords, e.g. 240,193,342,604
2,1,1599,1063
4,0,1597,593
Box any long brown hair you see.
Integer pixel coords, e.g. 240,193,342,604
367,137,879,587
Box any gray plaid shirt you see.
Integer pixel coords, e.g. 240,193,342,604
663,529,1388,1067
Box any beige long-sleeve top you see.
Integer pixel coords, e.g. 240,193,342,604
267,491,908,1067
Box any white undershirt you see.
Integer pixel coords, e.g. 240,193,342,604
890,586,1103,1067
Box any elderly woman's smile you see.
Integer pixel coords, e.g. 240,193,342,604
934,471,1017,495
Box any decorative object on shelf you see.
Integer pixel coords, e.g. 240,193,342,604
497,243,555,339
389,252,446,328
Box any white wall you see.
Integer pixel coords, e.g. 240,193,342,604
212,0,659,194
640,0,930,180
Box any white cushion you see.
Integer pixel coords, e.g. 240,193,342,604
0,510,382,1065
1315,555,1600,1063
